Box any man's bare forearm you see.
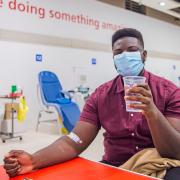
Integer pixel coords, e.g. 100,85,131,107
32,136,82,170
31,121,99,170
145,108,180,159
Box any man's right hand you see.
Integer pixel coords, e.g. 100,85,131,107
3,150,34,177
3,121,99,177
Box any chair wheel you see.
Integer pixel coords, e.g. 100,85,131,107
19,137,23,140
2,140,5,143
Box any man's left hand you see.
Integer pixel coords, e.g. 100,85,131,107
125,83,158,117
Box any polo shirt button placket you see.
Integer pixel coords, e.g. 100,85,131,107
130,113,134,133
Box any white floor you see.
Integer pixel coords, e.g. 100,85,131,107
0,126,104,164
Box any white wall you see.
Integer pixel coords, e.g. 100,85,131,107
0,40,116,130
145,58,180,86
0,0,180,130
0,40,180,130
0,0,180,53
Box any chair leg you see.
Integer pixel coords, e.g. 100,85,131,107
58,116,68,135
36,111,42,132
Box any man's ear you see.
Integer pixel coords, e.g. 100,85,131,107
142,50,147,63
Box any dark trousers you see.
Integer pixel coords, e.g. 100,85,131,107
164,167,180,180
100,160,180,179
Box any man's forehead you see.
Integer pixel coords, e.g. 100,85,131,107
113,37,140,49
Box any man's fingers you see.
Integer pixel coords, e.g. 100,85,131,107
3,161,19,170
5,150,24,159
129,103,146,110
136,83,149,90
3,157,17,164
127,87,151,97
4,153,15,159
6,165,21,177
125,96,150,104
9,150,24,155
4,153,11,159
8,171,19,178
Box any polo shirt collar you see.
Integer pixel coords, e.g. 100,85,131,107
116,75,124,93
115,69,149,94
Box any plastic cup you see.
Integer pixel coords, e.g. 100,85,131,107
123,76,146,112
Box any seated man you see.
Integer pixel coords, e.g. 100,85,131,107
4,28,180,179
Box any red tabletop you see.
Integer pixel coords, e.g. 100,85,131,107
0,157,156,180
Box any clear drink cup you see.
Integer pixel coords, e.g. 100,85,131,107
123,76,146,112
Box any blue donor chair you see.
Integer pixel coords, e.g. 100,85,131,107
36,71,80,133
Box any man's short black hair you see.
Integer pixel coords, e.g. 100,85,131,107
112,28,144,48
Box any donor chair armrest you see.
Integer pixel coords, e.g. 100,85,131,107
60,90,74,99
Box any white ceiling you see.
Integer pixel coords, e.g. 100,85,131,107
132,0,180,18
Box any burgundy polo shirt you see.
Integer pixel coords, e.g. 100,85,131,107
80,70,180,166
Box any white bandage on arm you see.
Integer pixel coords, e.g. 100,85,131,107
67,132,83,144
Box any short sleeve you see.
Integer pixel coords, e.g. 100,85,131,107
164,82,180,118
80,89,101,129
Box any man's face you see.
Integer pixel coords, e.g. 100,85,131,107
112,37,147,62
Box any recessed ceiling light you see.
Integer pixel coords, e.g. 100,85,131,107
159,1,166,6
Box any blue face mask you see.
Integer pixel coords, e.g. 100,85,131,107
113,51,144,76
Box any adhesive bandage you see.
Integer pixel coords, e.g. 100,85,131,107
67,132,83,144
